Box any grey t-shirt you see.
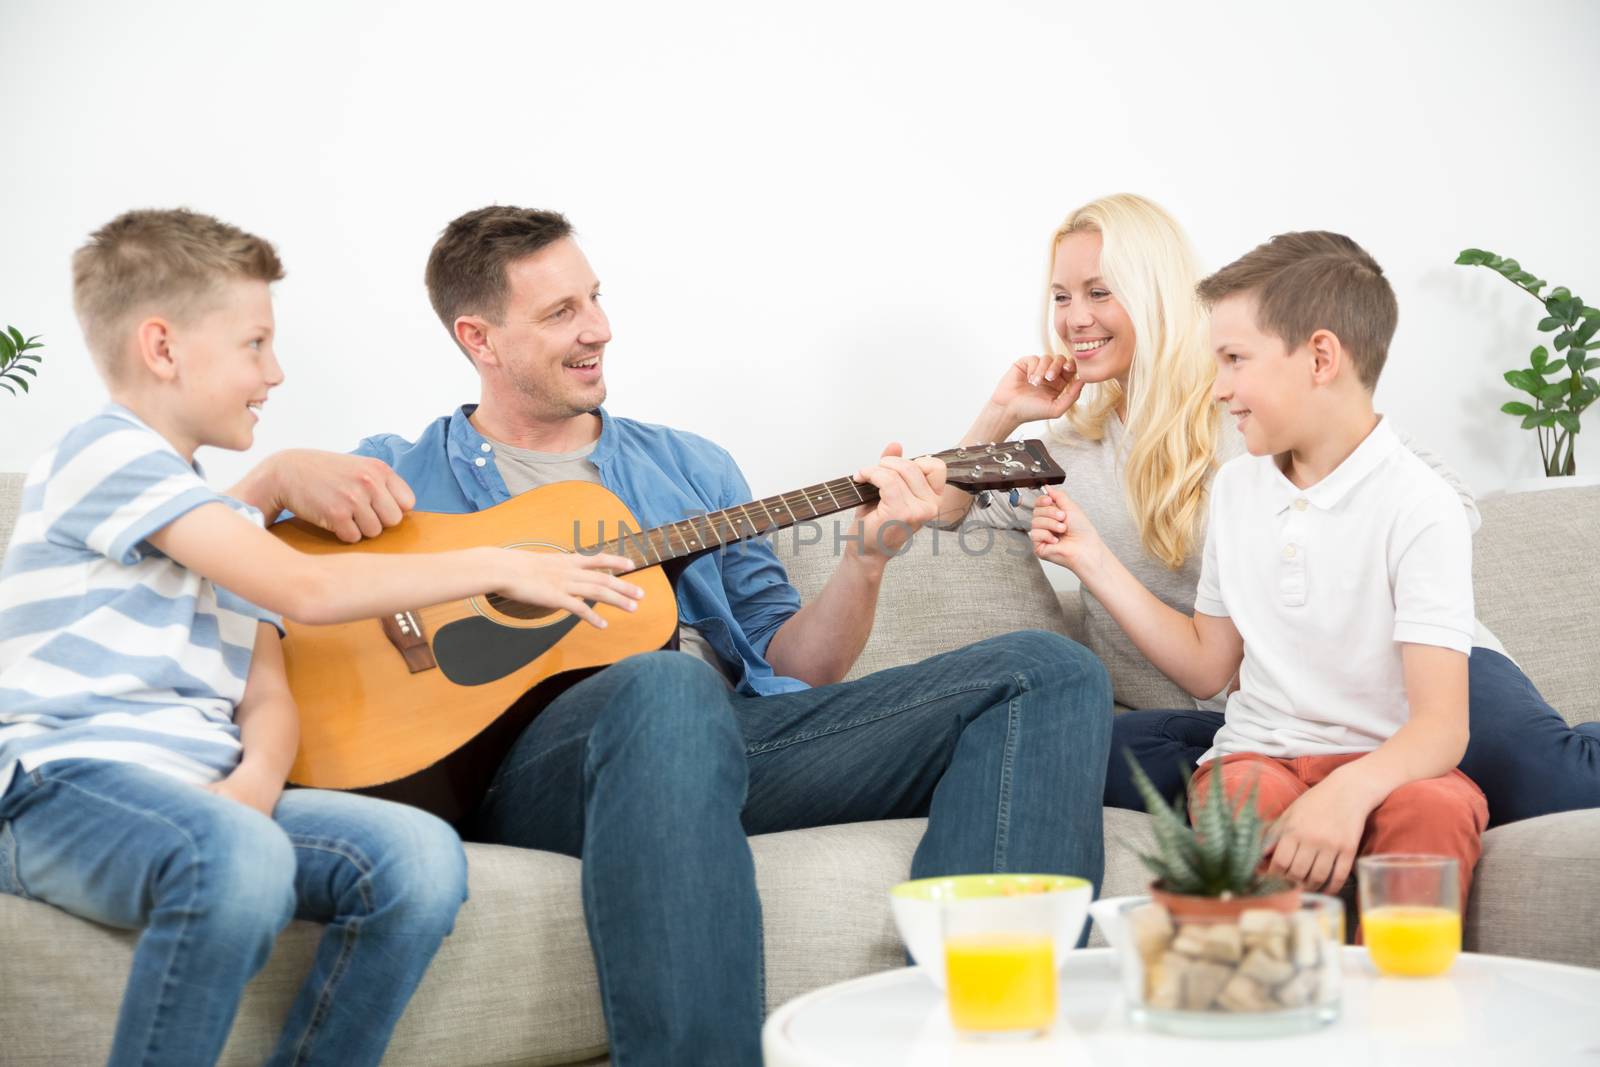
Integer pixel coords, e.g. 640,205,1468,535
489,436,737,685
962,416,1480,710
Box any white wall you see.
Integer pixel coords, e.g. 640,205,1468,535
3,0,1597,502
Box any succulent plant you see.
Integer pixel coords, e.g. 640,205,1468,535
1124,752,1290,899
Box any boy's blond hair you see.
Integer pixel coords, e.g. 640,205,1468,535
72,208,284,381
1196,231,1397,389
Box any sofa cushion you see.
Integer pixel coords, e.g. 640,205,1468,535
772,524,1074,679
1466,807,1600,968
1473,485,1600,726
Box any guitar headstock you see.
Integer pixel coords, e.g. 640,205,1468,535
934,439,1065,493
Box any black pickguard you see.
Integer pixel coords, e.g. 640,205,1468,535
432,612,584,686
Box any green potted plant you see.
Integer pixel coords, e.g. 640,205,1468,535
1456,250,1599,479
0,327,45,397
1107,756,1342,1028
1125,754,1298,920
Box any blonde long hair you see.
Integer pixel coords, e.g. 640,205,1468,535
1049,194,1219,570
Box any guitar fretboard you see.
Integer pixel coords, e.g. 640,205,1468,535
582,476,880,569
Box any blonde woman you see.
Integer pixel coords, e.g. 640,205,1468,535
939,193,1598,825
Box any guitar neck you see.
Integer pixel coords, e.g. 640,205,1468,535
581,475,879,569
576,438,1066,570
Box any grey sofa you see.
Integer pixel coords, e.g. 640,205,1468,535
0,472,1596,1066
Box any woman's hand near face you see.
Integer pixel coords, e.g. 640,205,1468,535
942,354,1086,527
986,354,1084,428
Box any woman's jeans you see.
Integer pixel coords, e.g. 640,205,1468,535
1105,648,1600,826
0,759,468,1067
465,629,1114,1067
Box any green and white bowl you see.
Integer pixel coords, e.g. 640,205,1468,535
889,873,1092,988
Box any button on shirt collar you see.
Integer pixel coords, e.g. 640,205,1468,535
1265,416,1402,516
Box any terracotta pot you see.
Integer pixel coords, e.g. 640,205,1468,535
1150,883,1302,923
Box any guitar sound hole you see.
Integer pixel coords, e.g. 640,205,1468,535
482,594,562,621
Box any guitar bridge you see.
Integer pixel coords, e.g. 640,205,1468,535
380,611,438,674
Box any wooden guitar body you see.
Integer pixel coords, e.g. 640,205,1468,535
275,481,677,820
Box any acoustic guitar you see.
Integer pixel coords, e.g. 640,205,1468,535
273,440,1065,822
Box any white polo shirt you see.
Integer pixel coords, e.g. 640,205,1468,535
1196,417,1475,762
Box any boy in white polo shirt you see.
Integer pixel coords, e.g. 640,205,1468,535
1030,230,1486,908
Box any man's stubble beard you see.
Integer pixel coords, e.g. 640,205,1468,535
508,361,606,421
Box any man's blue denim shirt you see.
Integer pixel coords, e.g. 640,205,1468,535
353,405,809,696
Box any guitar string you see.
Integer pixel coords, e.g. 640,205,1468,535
482,448,1055,606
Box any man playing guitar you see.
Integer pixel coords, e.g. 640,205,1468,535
240,206,1113,1067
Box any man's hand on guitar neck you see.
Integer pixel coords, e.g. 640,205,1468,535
847,442,947,567
230,450,415,543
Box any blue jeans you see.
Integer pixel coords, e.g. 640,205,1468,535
0,759,468,1067
1103,648,1600,827
465,629,1113,1067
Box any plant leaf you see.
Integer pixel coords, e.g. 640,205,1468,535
1502,401,1534,416
2,373,29,393
1227,778,1266,891
1455,249,1489,265
1539,316,1565,331
1122,751,1204,890
1556,332,1572,351
1522,413,1542,430
0,334,14,365
1556,412,1581,434
1539,382,1568,403
1194,762,1231,885
5,326,23,350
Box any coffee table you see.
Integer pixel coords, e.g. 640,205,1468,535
762,948,1600,1066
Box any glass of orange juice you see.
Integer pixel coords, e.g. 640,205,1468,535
1358,854,1461,977
942,893,1058,1038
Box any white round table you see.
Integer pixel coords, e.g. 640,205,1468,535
762,948,1600,1066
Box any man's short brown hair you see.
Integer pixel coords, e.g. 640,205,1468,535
1196,231,1398,388
424,206,573,355
72,208,284,381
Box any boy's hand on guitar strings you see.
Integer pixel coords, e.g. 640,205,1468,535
494,550,644,630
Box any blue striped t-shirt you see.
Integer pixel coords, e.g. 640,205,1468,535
0,405,281,796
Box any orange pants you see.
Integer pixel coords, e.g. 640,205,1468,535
1190,752,1488,914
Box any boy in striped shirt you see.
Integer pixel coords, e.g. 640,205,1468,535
0,209,642,1067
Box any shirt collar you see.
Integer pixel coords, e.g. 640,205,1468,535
102,402,206,478
1266,415,1399,514
448,404,614,464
